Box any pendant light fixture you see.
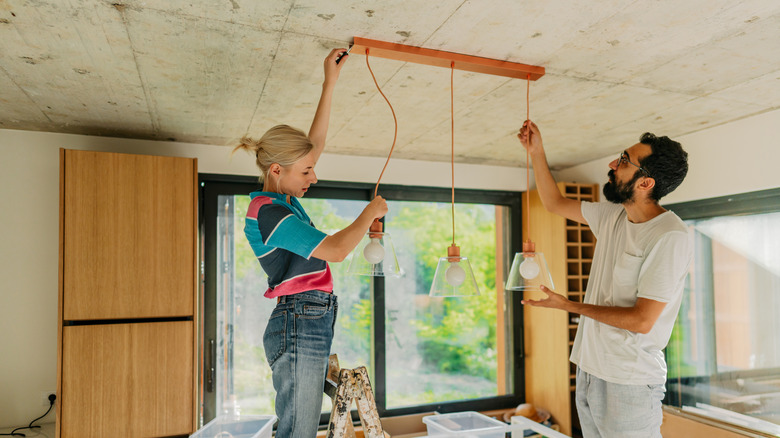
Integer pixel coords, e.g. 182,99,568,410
347,47,402,277
505,75,554,292
429,63,479,298
344,37,545,280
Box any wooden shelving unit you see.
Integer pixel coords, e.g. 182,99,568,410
562,184,598,393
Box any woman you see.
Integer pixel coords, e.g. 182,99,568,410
233,48,387,438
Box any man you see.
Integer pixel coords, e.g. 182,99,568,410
518,120,692,437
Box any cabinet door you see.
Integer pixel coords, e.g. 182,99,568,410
62,150,196,320
61,322,194,438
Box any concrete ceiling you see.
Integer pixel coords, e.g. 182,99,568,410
1,1,779,170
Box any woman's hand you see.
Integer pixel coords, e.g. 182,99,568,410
309,48,348,159
311,195,388,263
364,196,388,220
323,48,348,87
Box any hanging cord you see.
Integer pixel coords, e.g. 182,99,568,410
450,62,456,245
364,48,399,198
525,73,531,236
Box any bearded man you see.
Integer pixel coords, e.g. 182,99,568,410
517,120,692,438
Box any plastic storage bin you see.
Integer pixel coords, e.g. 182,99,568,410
423,411,506,437
189,414,277,438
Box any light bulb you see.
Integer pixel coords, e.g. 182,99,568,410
363,238,385,264
519,257,540,280
445,261,466,286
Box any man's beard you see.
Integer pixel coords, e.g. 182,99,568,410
603,170,640,204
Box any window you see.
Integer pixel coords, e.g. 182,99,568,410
199,176,524,426
665,188,780,436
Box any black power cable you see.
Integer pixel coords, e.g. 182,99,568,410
0,394,56,437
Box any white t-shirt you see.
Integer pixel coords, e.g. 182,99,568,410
570,201,692,385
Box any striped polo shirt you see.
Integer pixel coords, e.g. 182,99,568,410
244,191,333,299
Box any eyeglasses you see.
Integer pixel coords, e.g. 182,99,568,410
617,151,651,177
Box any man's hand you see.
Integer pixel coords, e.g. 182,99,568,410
521,285,570,311
523,285,668,335
517,120,543,155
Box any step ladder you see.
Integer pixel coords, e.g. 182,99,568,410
324,354,385,438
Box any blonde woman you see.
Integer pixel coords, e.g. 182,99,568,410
234,49,387,437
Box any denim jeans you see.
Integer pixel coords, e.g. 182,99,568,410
575,368,665,438
263,290,338,438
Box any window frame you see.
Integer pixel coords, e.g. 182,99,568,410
198,173,526,425
664,187,780,411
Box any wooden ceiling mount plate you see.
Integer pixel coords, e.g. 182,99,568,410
349,36,545,80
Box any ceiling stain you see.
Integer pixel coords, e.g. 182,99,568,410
365,10,375,17
317,13,335,21
396,31,411,37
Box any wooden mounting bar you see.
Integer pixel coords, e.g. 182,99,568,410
350,36,545,80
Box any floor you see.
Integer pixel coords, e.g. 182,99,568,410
0,422,55,437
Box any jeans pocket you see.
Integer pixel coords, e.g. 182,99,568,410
263,309,287,367
299,300,329,319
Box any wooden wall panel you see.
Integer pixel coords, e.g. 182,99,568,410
522,185,571,435
521,182,598,436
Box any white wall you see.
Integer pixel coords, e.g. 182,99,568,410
0,128,528,428
557,108,780,205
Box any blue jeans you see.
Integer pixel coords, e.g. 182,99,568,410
263,290,338,438
575,368,665,438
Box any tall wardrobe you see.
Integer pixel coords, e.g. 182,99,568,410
57,149,198,437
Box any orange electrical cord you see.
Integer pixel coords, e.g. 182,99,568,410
525,73,531,235
451,62,456,245
364,48,399,199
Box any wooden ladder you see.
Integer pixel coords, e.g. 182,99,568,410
324,355,386,438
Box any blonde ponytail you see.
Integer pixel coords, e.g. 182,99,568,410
232,125,314,180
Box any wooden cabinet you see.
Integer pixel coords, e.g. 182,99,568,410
57,149,197,438
61,322,194,437
61,150,195,320
522,182,597,438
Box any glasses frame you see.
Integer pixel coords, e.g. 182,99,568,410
617,151,652,177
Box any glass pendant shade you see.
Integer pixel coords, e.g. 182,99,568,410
347,220,401,277
505,240,554,291
429,244,480,297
